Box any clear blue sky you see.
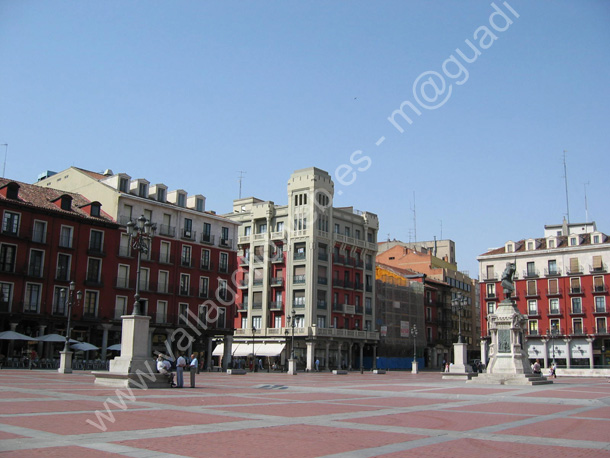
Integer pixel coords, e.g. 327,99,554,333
1,1,609,277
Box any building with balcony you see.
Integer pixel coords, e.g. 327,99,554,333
224,167,379,371
0,178,120,359
36,168,239,363
478,220,610,371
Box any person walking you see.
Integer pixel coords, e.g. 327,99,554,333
315,358,320,372
176,353,187,388
189,353,198,388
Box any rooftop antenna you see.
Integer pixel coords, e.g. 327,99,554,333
237,171,246,199
1,144,7,178
410,191,417,243
584,181,590,223
563,150,570,224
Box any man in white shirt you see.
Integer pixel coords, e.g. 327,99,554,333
176,353,187,388
156,355,175,387
189,353,198,388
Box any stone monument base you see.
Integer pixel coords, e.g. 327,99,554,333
467,373,552,385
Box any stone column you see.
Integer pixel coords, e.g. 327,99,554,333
325,342,330,371
372,345,377,370
347,342,353,370
206,337,214,371
480,338,488,367
586,337,595,369
336,342,342,370
540,337,548,369
100,323,113,361
223,336,233,371
37,325,46,358
359,342,364,372
306,341,315,372
564,338,571,369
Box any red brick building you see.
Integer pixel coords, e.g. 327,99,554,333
0,178,120,359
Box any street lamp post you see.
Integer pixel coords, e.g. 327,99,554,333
126,216,156,315
252,325,256,372
286,309,297,375
451,293,468,344
548,322,559,365
58,281,82,373
411,324,418,362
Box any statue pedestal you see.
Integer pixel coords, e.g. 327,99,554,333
93,315,169,389
449,342,472,373
411,360,419,374
469,299,552,385
58,351,73,374
287,358,297,375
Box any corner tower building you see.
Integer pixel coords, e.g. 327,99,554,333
226,168,380,371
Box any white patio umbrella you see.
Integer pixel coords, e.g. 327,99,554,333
107,343,121,351
0,331,35,341
71,342,99,352
37,334,78,343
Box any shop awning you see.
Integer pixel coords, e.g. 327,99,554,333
212,342,286,357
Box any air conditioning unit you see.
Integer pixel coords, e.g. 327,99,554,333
185,231,191,237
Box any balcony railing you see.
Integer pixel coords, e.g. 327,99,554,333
271,277,283,287
219,238,232,249
293,275,306,284
201,233,214,245
592,285,608,294
318,253,328,262
567,265,582,275
544,267,562,276
158,224,176,237
269,301,283,311
545,287,563,296
293,252,306,261
589,263,607,273
181,229,196,241
318,277,327,285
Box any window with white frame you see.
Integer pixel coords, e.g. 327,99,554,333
241,316,248,329
139,267,150,291
59,225,73,248
571,297,582,314
199,276,209,298
218,279,228,301
56,253,71,281
201,249,210,269
549,298,560,314
549,318,561,333
487,302,496,315
181,245,192,267
28,249,44,277
32,220,47,243
117,264,130,288
595,296,606,313
83,290,98,316
156,300,167,324
180,274,190,295
2,211,20,235
527,300,538,315
89,230,104,252
486,283,496,298
115,296,128,319
86,258,102,283
53,286,67,315
596,317,607,333
252,316,262,329
0,244,16,273
572,318,583,335
219,252,228,273
179,303,188,324
156,270,168,294
528,320,538,335
274,315,282,328
0,282,12,312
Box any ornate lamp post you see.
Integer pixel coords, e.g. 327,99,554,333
252,325,257,372
411,324,418,362
286,309,297,375
58,281,82,373
547,322,559,365
451,293,468,344
126,215,156,315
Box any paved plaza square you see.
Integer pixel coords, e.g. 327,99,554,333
0,370,608,457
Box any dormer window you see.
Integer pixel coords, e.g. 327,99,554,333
196,198,204,212
177,193,186,207
570,236,578,246
60,195,72,211
138,182,148,198
119,178,129,193
91,203,101,217
157,188,166,202
6,182,19,200
505,243,514,253
527,241,534,251
548,238,556,249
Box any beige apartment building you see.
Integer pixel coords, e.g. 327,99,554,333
224,167,380,371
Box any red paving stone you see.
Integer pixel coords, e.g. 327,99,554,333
518,389,609,400
334,396,456,408
0,409,239,435
0,446,125,457
570,406,610,419
115,423,426,458
220,401,382,417
419,387,517,395
255,392,377,402
444,401,582,416
0,399,147,414
343,410,531,431
374,438,610,458
0,431,25,440
0,391,52,399
147,395,275,407
497,418,610,443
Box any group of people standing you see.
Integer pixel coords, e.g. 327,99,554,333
156,352,198,388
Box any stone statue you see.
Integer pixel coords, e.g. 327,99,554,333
500,262,516,299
